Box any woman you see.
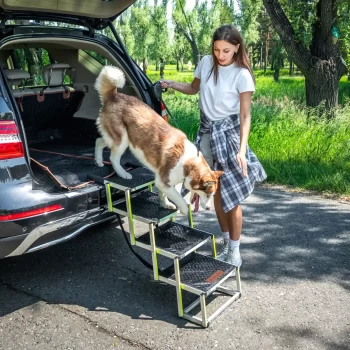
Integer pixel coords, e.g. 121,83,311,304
160,24,267,267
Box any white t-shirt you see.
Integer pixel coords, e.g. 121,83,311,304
194,55,255,121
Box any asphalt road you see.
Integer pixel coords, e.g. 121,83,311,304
0,186,349,350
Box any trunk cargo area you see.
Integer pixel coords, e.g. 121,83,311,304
30,141,138,190
16,89,138,191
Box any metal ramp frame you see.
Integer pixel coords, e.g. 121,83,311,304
104,167,241,328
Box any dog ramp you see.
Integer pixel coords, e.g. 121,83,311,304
105,166,241,328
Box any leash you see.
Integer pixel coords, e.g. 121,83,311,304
160,98,181,130
115,213,153,270
151,80,181,130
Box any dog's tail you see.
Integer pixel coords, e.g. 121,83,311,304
94,66,126,103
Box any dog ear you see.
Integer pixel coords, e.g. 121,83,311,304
214,171,223,179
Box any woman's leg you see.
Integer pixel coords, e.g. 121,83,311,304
214,182,242,266
214,184,228,232
226,205,242,241
214,182,242,240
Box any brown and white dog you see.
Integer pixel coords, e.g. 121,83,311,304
94,66,222,215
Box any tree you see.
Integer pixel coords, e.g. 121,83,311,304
239,0,262,45
196,0,215,57
262,0,348,110
271,33,285,81
238,0,262,63
129,5,152,74
172,30,191,71
117,14,135,57
255,7,271,72
196,0,236,58
338,0,350,79
172,0,200,67
149,1,170,78
219,0,235,24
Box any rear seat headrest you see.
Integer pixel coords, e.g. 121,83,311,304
4,69,30,86
43,63,70,87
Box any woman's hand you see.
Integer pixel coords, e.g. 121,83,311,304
159,78,200,95
236,151,248,177
160,80,174,89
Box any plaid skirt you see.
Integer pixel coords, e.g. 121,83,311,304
195,111,267,213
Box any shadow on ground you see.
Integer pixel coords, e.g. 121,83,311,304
0,187,349,339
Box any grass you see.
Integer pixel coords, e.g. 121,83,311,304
147,65,350,197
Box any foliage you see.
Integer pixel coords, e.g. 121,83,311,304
12,48,51,85
148,65,350,196
117,14,135,57
280,0,316,46
129,4,152,71
249,101,350,195
171,30,192,71
148,2,170,71
238,0,262,45
172,0,201,65
262,0,348,110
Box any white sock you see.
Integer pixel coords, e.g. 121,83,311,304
229,239,240,249
222,231,229,241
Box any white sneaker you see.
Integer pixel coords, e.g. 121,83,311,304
225,246,242,268
216,239,229,261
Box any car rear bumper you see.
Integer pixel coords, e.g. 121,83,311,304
0,206,116,258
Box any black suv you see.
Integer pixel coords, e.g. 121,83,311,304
0,1,167,258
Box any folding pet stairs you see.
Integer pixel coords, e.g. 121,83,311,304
100,167,241,327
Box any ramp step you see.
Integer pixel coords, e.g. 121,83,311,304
136,221,212,258
105,167,154,191
113,191,177,223
160,253,235,294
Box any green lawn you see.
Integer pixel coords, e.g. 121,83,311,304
147,65,350,197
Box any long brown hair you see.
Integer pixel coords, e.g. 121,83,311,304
207,24,255,85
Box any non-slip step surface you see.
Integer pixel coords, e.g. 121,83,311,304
113,191,177,223
105,167,155,189
137,221,211,257
160,253,235,293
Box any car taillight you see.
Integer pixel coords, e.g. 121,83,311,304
0,120,24,160
161,101,169,122
0,204,63,221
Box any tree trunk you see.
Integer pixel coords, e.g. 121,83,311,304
142,58,148,74
252,46,256,69
12,50,24,70
189,40,199,68
24,48,40,85
159,58,164,80
176,59,179,72
305,68,339,110
262,0,348,111
289,59,293,76
264,31,269,73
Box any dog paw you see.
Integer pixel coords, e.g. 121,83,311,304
162,201,177,210
179,204,189,216
95,160,104,167
118,171,132,180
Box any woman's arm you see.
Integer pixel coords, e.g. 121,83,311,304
236,91,253,177
160,77,200,95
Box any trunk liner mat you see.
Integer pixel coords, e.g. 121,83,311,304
29,143,141,189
